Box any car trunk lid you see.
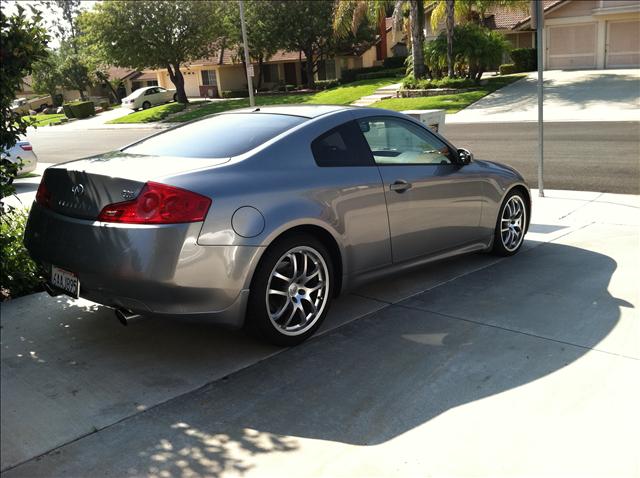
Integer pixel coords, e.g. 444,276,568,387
41,152,228,220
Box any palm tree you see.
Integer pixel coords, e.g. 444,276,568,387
445,0,455,77
333,0,428,79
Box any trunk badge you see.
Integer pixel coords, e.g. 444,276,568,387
121,189,135,200
71,184,84,197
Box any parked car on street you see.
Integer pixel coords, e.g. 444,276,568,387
11,96,53,114
24,105,530,345
121,86,177,110
1,140,38,185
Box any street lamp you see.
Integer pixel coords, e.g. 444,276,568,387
532,0,544,197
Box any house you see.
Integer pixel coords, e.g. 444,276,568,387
155,19,406,98
425,0,640,70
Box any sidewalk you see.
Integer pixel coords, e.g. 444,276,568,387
2,189,638,476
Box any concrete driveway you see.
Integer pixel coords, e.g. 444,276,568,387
2,189,639,477
448,69,640,123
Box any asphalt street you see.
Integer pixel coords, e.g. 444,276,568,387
26,121,639,194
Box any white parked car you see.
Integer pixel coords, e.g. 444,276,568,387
1,140,38,185
121,86,177,110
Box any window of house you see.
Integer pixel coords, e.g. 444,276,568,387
325,59,337,80
146,80,158,87
261,64,279,83
201,70,217,86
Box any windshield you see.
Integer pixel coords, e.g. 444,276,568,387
123,113,307,158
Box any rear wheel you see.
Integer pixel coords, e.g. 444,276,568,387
246,234,334,346
491,190,527,256
142,101,151,110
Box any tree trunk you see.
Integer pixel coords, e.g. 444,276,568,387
446,0,455,78
304,50,315,89
168,64,188,104
78,90,86,101
409,0,426,78
378,12,387,61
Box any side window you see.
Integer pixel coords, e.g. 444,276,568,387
358,117,453,165
145,88,158,96
311,121,374,167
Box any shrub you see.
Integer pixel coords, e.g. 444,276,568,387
425,24,511,80
314,79,340,90
510,48,536,71
356,68,405,80
383,56,407,69
277,84,297,92
99,101,111,110
64,101,95,119
0,208,42,300
401,76,477,89
341,65,387,83
221,90,250,98
62,103,75,118
499,63,519,75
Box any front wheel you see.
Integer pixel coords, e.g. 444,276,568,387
245,235,334,346
491,190,527,256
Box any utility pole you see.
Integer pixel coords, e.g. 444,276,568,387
239,0,255,107
533,0,544,197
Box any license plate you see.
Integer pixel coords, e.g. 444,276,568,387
51,266,80,298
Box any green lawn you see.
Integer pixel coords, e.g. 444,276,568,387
372,74,526,113
135,78,399,123
107,102,186,124
24,114,66,127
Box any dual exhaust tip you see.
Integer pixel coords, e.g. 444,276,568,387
43,282,140,327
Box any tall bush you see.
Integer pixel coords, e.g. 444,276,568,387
423,24,510,80
510,48,536,71
1,208,42,300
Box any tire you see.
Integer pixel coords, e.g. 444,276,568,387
491,189,527,256
142,101,151,110
245,234,334,346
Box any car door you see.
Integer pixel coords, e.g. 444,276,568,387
156,87,170,102
144,87,160,106
357,116,483,263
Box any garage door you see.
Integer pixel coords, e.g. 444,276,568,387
606,20,640,68
182,70,200,97
547,23,597,69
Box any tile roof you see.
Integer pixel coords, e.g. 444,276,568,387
106,66,138,80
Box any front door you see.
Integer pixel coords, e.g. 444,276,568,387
357,116,483,263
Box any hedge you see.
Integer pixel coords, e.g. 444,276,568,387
510,48,537,71
314,79,340,90
401,76,477,89
499,63,519,75
63,101,95,119
0,208,42,300
355,67,405,80
383,56,407,69
221,90,251,98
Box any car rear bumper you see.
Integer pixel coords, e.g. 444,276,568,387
24,203,264,327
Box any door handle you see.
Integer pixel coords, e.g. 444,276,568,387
390,180,412,193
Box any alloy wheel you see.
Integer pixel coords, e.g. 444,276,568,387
265,246,330,336
500,195,526,252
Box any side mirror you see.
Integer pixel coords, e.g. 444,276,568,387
457,148,474,164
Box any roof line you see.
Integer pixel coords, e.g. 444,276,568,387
512,0,568,30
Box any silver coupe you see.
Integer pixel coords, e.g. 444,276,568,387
24,105,530,345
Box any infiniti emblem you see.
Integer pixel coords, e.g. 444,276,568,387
71,184,84,197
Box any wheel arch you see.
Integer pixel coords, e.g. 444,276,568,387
255,224,344,297
507,184,532,233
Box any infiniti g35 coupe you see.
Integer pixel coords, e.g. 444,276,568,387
24,105,530,345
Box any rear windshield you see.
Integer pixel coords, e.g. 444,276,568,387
123,113,306,158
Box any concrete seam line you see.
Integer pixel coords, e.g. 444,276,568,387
558,192,605,220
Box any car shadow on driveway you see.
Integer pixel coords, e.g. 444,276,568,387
6,237,635,477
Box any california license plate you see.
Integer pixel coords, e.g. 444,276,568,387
51,265,80,298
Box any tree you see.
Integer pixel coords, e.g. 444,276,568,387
32,51,62,102
270,0,336,89
39,0,93,100
0,4,49,195
446,0,455,77
81,1,225,104
333,0,392,59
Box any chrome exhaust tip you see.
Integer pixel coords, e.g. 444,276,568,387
114,308,141,326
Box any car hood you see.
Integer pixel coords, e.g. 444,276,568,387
474,159,525,181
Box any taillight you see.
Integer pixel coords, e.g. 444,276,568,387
97,182,211,224
19,143,33,151
35,181,51,208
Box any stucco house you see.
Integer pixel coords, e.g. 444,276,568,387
156,18,406,98
425,0,640,70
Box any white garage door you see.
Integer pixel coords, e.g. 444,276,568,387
547,23,597,69
606,20,640,68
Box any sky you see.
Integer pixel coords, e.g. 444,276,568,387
2,0,98,48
